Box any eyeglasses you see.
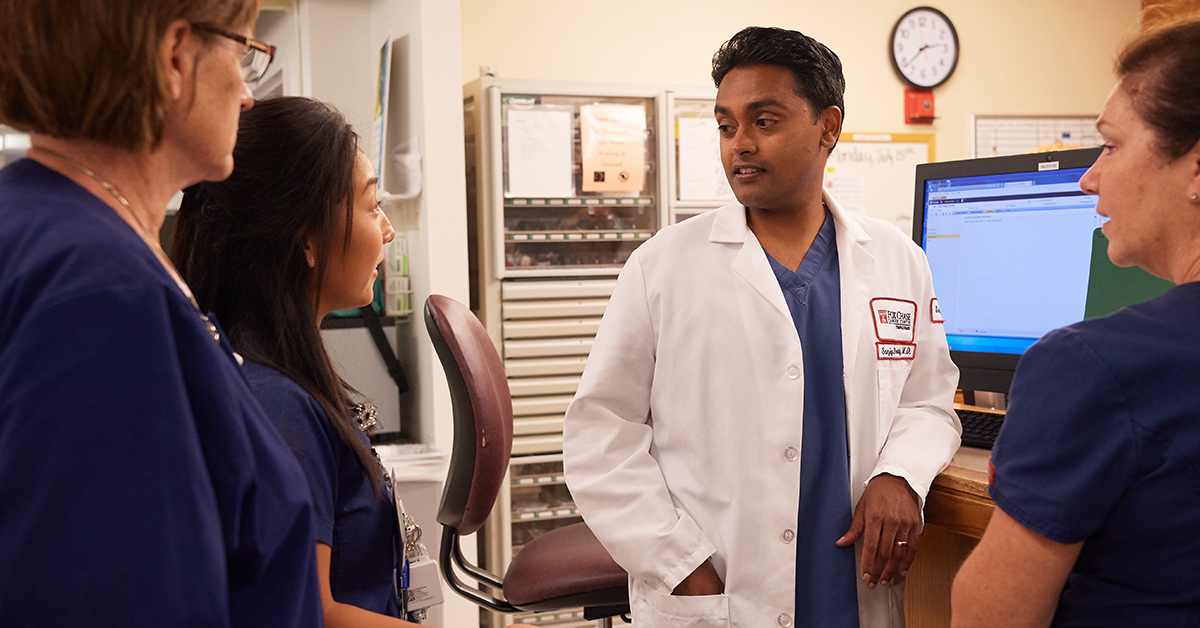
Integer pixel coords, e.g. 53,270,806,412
192,23,276,84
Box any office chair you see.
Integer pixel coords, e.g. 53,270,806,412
423,294,631,626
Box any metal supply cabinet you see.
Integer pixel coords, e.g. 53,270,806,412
462,76,726,627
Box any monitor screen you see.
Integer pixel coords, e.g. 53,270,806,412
912,148,1103,394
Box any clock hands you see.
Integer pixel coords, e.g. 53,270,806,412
901,42,947,69
902,44,926,68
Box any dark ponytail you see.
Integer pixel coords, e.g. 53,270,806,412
172,96,383,494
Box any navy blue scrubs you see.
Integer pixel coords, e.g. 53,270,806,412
244,362,401,617
992,282,1200,627
0,160,323,628
765,211,859,627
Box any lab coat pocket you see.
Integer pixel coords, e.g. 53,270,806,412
876,366,912,447
635,584,730,628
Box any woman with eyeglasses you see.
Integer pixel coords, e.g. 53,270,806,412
0,2,322,627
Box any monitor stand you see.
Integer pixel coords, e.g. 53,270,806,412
962,390,1007,411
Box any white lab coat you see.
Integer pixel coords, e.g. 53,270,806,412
563,192,961,628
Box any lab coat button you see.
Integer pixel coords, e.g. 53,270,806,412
781,529,795,543
786,365,800,379
778,613,794,627
783,447,799,462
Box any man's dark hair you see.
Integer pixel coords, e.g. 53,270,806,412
712,26,846,153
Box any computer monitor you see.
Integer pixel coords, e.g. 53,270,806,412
911,148,1103,395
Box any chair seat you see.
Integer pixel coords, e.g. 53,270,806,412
503,522,629,611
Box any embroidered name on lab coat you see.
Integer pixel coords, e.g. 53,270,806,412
931,297,944,324
877,342,916,360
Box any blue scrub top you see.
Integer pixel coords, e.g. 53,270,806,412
243,361,401,617
991,282,1200,627
765,210,859,627
0,160,323,628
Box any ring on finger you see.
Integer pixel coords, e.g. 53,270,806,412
894,540,908,548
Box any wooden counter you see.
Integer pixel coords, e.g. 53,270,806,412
904,446,994,628
924,447,993,537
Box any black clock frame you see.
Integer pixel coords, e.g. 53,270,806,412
889,5,960,89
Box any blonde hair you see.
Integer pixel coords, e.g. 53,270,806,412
1140,0,1200,32
0,0,260,152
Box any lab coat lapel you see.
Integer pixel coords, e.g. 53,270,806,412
710,201,792,322
826,190,873,380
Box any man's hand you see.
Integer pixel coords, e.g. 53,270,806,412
671,559,724,596
835,473,921,589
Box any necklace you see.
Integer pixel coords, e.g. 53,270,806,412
34,146,222,343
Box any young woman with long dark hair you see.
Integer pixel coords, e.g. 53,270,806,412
172,96,419,627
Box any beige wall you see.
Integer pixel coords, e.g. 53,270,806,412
460,0,1142,162
301,0,377,133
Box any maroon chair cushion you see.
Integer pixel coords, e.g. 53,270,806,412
503,522,629,610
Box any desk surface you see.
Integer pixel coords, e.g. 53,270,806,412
924,441,993,538
934,403,997,500
934,447,990,499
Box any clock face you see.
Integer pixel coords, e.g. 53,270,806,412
890,6,959,89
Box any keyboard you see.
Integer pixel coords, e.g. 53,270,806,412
957,408,1006,450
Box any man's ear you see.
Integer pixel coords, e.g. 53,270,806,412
160,19,196,101
819,105,844,149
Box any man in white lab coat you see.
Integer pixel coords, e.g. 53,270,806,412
563,26,960,627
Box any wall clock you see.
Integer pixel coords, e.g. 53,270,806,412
890,6,959,89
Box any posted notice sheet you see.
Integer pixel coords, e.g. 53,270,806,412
580,104,646,193
506,106,574,198
677,116,732,202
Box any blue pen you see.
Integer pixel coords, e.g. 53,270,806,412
400,557,410,616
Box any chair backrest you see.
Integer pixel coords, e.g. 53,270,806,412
425,295,513,536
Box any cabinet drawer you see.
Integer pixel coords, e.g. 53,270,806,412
508,376,581,397
512,395,573,417
512,433,565,456
511,612,590,628
503,279,617,301
503,298,609,320
513,414,566,436
502,317,602,339
503,337,593,359
504,356,588,378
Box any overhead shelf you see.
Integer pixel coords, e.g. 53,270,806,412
505,197,653,206
505,230,653,241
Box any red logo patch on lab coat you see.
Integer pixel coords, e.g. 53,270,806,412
870,298,918,343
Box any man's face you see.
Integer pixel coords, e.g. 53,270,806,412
714,64,840,214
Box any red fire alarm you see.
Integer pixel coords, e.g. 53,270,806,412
905,88,935,124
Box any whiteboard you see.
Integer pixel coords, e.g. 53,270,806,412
972,115,1100,158
822,133,934,235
